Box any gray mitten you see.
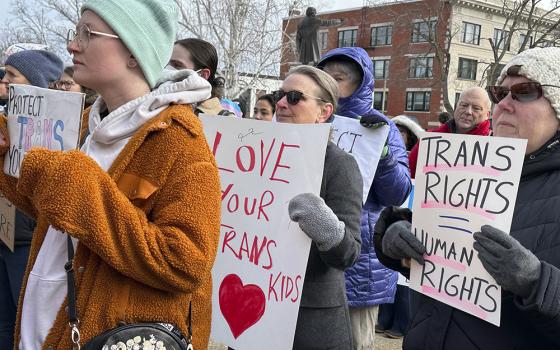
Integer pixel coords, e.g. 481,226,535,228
473,225,541,298
288,193,345,251
382,220,426,264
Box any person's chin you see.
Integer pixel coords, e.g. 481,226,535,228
276,115,292,124
494,124,517,137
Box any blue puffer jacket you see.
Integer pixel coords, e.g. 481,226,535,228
318,47,412,307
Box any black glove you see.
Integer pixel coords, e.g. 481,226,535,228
382,220,426,265
375,206,413,237
473,225,541,298
359,115,387,129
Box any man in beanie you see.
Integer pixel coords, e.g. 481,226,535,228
2,49,63,88
373,46,560,349
0,49,62,349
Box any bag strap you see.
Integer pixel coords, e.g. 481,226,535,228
65,235,193,347
187,300,193,345
65,235,81,349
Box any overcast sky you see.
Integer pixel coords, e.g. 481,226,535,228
0,0,366,19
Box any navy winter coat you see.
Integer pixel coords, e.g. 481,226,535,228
374,134,560,349
318,47,412,307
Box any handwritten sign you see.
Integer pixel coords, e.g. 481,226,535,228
409,133,526,326
0,194,15,252
4,84,84,178
331,116,390,203
201,116,330,350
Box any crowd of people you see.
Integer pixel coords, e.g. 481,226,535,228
0,0,559,349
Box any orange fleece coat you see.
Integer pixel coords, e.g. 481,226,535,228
0,104,221,350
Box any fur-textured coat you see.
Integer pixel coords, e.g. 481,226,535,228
0,104,221,350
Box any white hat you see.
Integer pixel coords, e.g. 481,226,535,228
392,115,424,138
498,47,560,119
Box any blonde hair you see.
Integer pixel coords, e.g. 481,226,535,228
287,65,339,113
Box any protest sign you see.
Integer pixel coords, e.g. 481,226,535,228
331,116,390,203
409,133,526,326
4,84,84,178
201,116,330,350
0,194,15,252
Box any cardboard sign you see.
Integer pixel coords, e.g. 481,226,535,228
409,133,526,326
0,195,15,252
4,84,84,178
331,116,390,203
201,116,330,350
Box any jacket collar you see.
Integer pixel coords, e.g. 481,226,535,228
443,119,492,136
522,132,560,179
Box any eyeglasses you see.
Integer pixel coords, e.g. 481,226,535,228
50,80,76,90
272,90,328,105
486,82,560,104
67,25,120,51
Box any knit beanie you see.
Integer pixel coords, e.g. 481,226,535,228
5,50,63,88
81,0,178,88
497,47,560,119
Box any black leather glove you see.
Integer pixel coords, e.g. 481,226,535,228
473,225,541,298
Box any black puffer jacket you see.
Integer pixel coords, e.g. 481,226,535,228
374,134,560,350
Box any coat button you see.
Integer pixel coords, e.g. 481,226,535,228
160,121,167,127
78,266,85,273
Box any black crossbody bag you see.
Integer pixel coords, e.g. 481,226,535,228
65,236,194,350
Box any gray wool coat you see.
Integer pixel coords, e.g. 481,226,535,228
293,142,363,350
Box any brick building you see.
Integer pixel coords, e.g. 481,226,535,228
281,0,556,128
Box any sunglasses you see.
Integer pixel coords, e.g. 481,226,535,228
486,82,560,104
272,90,328,105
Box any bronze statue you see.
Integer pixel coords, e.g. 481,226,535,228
296,7,343,65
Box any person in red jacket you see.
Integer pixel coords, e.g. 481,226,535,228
408,86,492,178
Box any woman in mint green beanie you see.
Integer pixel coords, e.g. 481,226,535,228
0,1,222,349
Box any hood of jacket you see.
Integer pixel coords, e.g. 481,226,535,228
88,69,211,146
318,47,386,122
392,115,425,139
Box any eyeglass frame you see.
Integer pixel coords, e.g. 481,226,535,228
50,80,77,90
272,89,329,106
67,25,120,51
486,82,560,104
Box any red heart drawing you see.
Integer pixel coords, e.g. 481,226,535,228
219,274,266,339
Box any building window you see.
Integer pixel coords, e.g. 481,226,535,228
373,59,390,79
319,32,328,51
406,91,431,111
411,20,436,43
519,33,533,49
338,29,358,47
462,22,481,45
454,92,461,109
371,25,392,46
373,91,388,111
409,57,433,78
457,58,477,80
493,29,510,50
